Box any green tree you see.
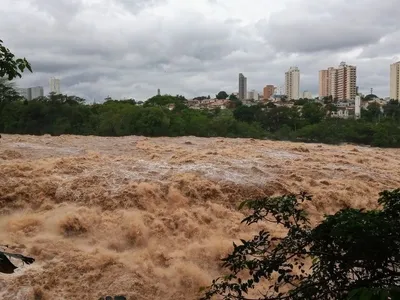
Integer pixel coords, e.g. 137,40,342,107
201,189,400,300
0,78,23,104
229,94,238,101
325,103,337,114
233,105,259,123
322,95,333,104
383,100,400,121
262,106,295,132
301,102,325,124
362,102,382,123
0,39,32,80
216,91,229,99
294,98,309,106
144,94,187,111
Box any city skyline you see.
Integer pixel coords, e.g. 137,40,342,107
17,61,398,102
2,0,399,101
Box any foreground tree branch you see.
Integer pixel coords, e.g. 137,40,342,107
0,39,32,80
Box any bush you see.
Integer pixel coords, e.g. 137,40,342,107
201,189,400,300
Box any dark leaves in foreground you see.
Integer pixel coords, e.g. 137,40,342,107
200,189,400,300
0,39,32,80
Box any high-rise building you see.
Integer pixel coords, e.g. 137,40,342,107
238,73,247,100
17,86,44,100
319,67,337,99
390,61,400,100
248,90,258,100
337,62,357,100
49,77,61,94
30,86,44,100
318,70,329,98
328,67,338,100
319,62,356,100
303,91,312,99
285,67,300,100
263,85,274,100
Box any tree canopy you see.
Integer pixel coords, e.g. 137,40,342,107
216,91,229,99
201,189,400,300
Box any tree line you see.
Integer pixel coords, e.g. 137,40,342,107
1,87,400,147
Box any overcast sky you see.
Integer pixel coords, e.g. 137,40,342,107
1,0,399,101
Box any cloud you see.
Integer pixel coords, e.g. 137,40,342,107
258,0,400,54
359,31,400,59
0,0,398,100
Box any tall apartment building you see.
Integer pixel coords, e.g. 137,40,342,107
285,67,300,100
319,67,338,99
319,62,356,100
17,86,44,100
49,77,61,94
238,73,247,100
329,67,338,99
318,70,329,98
30,86,44,99
263,85,274,100
390,61,400,100
337,62,357,100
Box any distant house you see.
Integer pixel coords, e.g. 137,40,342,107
186,98,231,110
331,107,355,119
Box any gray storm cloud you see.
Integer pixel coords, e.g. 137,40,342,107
1,0,399,100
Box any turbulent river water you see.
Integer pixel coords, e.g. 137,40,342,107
0,134,399,299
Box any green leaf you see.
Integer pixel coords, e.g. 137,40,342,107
347,289,360,299
360,289,373,300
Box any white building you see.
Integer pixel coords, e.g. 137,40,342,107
355,95,361,119
17,86,44,100
49,77,61,94
247,90,258,100
285,67,300,100
30,86,44,99
303,90,312,99
331,107,354,119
